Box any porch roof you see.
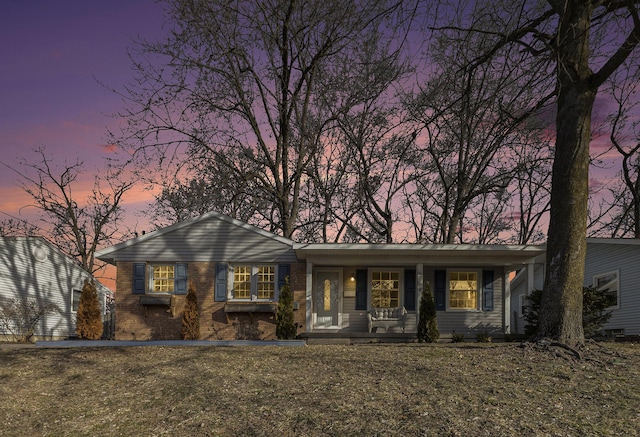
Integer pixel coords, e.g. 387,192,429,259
293,243,546,267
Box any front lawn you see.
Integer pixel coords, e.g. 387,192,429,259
0,342,638,436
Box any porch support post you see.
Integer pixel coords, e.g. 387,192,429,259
527,262,535,295
504,269,511,334
306,262,313,332
416,263,424,317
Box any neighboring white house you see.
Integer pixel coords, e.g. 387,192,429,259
0,236,113,341
510,238,640,338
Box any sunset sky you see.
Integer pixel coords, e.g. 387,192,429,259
0,0,166,228
0,0,629,242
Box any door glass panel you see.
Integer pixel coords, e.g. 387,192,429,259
324,279,331,311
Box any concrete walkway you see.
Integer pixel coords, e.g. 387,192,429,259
33,339,306,348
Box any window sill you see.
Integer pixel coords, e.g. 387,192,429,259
224,302,277,313
140,295,172,306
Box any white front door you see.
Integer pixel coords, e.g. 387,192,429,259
313,269,342,329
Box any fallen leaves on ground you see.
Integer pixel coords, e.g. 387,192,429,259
0,342,638,436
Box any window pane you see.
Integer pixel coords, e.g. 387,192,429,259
449,271,477,309
371,271,399,307
153,265,174,293
72,289,82,312
257,266,275,299
595,271,618,306
233,266,252,299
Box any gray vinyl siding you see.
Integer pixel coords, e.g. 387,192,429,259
328,266,483,334
510,264,545,335
0,237,109,339
510,241,640,336
584,242,640,336
424,267,505,338
103,216,296,263
339,267,367,331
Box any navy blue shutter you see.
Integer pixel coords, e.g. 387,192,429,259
482,270,494,311
404,269,416,311
215,263,228,302
434,270,446,310
133,263,146,295
278,264,290,291
355,269,367,310
175,263,188,294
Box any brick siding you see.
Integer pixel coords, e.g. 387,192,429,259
115,262,307,341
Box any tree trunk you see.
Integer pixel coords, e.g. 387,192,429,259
537,1,596,346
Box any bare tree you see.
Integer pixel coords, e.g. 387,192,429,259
336,100,417,243
450,0,640,345
6,147,134,274
115,0,408,240
408,5,552,243
535,0,639,345
504,135,553,245
604,63,640,238
147,154,267,229
0,217,39,237
298,128,351,243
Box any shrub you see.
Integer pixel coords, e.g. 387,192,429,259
276,277,297,339
181,283,200,340
76,279,103,340
476,331,492,343
583,285,617,337
451,330,465,343
524,286,616,338
0,298,57,342
417,281,439,343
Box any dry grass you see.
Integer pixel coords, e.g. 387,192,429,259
1,342,639,436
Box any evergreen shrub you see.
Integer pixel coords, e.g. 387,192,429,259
276,277,297,339
76,279,103,340
181,283,200,340
524,286,616,338
417,281,439,343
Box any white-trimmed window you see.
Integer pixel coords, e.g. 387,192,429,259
593,270,620,309
371,270,400,308
233,266,252,299
151,265,175,293
257,266,275,299
132,263,187,295
519,294,528,317
448,270,479,310
231,265,277,300
72,289,82,312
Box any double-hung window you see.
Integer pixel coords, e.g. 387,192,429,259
448,271,479,310
371,270,400,308
593,270,619,309
132,263,187,295
233,266,252,299
231,265,277,300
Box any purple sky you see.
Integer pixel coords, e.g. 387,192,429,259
0,1,630,238
0,0,166,223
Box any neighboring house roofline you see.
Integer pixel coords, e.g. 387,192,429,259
0,236,113,296
509,238,640,290
586,237,640,245
95,211,295,264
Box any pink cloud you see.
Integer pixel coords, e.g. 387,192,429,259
102,143,118,153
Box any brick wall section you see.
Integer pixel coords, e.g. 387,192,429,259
115,261,307,340
290,262,307,334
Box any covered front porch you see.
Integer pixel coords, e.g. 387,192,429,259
293,242,546,338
